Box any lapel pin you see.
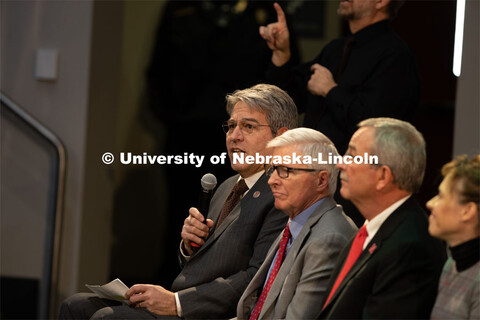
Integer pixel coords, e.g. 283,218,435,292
253,191,261,198
369,243,377,254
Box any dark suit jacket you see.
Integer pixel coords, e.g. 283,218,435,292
318,196,446,319
237,197,357,320
171,174,287,319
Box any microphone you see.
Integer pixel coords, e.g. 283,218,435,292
191,173,217,249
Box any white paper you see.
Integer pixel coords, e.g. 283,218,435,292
85,278,129,303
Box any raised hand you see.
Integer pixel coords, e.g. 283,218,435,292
259,2,291,66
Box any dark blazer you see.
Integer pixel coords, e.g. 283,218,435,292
171,174,287,319
237,197,357,320
318,196,446,319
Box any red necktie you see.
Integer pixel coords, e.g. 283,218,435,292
249,224,291,320
323,225,368,308
216,179,248,230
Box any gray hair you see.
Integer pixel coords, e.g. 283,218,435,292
358,117,426,193
441,154,480,208
226,84,298,134
267,127,339,196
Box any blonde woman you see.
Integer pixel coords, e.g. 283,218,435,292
427,155,480,319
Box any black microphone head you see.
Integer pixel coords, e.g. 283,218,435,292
201,173,217,191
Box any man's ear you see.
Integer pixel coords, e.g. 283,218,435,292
276,127,289,136
316,171,329,193
376,165,394,191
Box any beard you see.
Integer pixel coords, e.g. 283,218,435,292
337,0,376,22
337,1,355,21
338,9,355,20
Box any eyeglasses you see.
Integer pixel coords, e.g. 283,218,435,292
264,164,323,179
222,120,272,135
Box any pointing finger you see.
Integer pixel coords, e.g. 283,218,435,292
273,2,287,26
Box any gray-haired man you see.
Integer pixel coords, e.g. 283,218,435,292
319,118,445,319
237,127,357,320
60,84,298,319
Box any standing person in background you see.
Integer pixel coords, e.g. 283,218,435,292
259,0,420,226
260,0,419,156
427,155,480,320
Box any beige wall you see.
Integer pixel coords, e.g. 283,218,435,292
1,0,166,313
1,0,124,313
116,1,166,186
77,0,123,296
1,0,95,306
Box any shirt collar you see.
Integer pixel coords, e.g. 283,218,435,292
352,19,390,46
364,194,411,248
288,198,326,242
238,171,264,190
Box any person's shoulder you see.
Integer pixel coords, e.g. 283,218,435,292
378,28,415,57
387,198,429,237
463,260,480,277
381,200,443,254
246,173,274,196
389,32,412,51
307,215,355,249
400,199,430,230
309,200,358,238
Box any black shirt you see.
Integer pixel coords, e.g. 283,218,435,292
450,237,480,272
267,20,420,154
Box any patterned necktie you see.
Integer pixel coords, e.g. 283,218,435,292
215,179,248,230
323,225,368,308
249,224,291,320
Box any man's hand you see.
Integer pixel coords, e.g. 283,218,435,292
126,284,176,316
308,64,337,97
181,207,214,255
259,2,291,66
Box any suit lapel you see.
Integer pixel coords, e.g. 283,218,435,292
259,197,337,318
239,216,283,319
324,197,418,309
196,174,270,256
191,175,237,257
326,238,381,306
242,234,282,310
